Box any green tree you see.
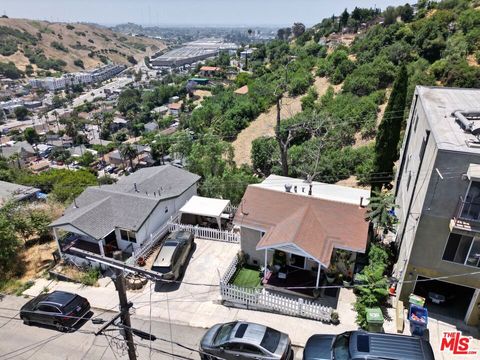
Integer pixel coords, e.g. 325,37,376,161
366,191,398,233
117,88,141,115
120,143,137,171
373,65,408,190
77,151,95,167
251,136,278,176
340,8,350,27
292,23,306,38
23,127,39,145
14,106,28,120
0,212,20,279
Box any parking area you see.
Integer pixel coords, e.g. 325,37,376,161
133,238,240,321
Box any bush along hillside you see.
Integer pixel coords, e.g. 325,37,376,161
251,0,480,189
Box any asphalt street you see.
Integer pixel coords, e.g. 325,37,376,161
0,295,206,360
0,295,303,360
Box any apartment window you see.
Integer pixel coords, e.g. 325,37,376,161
443,233,480,267
120,229,136,243
461,181,480,220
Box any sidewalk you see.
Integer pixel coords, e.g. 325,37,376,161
24,277,379,346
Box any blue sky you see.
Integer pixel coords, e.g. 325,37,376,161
1,0,410,27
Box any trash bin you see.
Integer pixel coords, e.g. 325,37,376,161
366,307,384,333
408,304,428,336
409,294,426,307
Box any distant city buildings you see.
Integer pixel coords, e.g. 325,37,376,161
29,64,126,91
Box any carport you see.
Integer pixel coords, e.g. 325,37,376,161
179,195,231,230
413,276,475,321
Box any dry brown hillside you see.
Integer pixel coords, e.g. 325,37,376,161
0,18,165,74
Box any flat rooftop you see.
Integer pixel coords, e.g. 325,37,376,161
253,174,370,206
417,86,480,154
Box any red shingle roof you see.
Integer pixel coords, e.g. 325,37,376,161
234,85,249,95
200,66,221,72
234,186,369,267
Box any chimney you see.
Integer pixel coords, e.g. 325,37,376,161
308,184,312,196
294,185,297,193
284,184,292,193
134,183,138,192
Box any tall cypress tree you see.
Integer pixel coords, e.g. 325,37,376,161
373,65,408,190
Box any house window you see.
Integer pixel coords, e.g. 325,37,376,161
120,229,136,243
443,233,480,267
462,181,480,220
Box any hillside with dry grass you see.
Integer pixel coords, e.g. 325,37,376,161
0,18,165,75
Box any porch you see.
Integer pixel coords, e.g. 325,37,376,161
55,230,132,261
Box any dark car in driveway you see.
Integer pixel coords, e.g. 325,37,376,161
303,331,435,360
152,230,194,280
20,291,91,332
200,321,294,360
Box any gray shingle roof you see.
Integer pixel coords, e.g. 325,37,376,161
50,165,200,239
0,180,40,205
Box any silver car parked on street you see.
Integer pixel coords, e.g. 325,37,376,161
200,321,294,360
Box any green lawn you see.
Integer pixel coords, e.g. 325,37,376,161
231,267,261,288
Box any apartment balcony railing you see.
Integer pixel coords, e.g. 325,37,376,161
451,196,480,232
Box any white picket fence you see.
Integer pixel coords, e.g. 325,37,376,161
219,257,333,322
168,222,240,243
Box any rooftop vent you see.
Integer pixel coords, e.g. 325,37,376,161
284,184,292,192
453,110,480,136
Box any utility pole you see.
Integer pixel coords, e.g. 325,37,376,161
112,251,137,360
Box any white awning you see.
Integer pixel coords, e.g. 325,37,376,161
179,195,230,218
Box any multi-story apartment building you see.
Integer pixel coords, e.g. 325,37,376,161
29,64,125,91
394,86,480,326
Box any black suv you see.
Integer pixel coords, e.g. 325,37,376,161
20,291,91,332
303,331,435,360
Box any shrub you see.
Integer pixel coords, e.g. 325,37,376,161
80,267,101,286
51,41,69,53
73,59,84,69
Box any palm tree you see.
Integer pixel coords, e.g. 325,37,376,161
366,191,398,234
120,143,137,172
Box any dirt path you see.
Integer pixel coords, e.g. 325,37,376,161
233,77,331,166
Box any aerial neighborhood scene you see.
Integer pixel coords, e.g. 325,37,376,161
1,0,480,358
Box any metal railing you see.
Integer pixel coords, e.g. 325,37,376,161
452,196,480,228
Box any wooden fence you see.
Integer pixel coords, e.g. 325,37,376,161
219,256,332,322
